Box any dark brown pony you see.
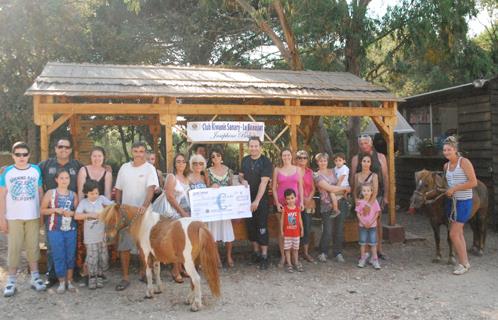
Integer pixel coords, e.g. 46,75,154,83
408,169,489,262
101,204,220,311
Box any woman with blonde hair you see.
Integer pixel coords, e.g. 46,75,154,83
295,150,315,263
443,136,477,275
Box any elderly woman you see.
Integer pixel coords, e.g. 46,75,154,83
296,150,315,263
443,136,477,275
272,149,304,267
206,148,235,267
314,153,350,263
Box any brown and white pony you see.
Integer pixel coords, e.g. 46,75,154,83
101,204,220,311
408,169,489,262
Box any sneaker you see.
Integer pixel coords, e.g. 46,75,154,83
317,253,327,263
96,276,104,288
357,256,367,268
259,256,269,270
251,252,261,264
88,277,97,290
67,281,77,292
335,253,345,263
371,259,381,270
30,278,47,292
57,282,66,294
3,282,16,297
453,263,469,275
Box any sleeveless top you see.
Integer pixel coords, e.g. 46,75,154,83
207,167,232,187
446,157,472,200
302,168,314,199
167,174,190,215
314,169,338,213
46,189,77,232
276,168,300,205
356,150,383,192
84,166,106,196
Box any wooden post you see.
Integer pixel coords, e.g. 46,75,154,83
69,115,79,160
37,96,54,161
239,143,244,169
386,102,398,226
159,97,177,173
150,121,161,162
285,99,301,153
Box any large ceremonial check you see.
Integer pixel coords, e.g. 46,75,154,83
189,185,252,222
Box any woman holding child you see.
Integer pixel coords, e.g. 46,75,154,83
314,153,350,263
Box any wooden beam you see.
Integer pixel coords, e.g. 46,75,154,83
69,115,80,160
48,114,73,135
79,119,157,127
38,103,396,117
371,116,389,137
386,102,398,225
285,100,301,153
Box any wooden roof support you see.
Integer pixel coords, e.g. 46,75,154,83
37,102,396,117
48,113,73,135
159,97,177,172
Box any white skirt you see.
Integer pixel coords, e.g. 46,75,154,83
206,220,235,242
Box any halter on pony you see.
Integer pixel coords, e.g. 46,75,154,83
104,205,142,243
413,172,457,221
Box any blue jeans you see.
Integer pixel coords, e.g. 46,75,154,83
359,227,377,245
47,230,77,278
300,211,312,246
319,198,347,257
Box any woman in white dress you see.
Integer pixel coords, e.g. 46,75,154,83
206,148,235,268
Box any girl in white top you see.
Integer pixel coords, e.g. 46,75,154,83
443,136,477,275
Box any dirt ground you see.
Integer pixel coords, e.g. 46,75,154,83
1,211,498,320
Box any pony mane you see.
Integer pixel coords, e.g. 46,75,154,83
100,203,119,225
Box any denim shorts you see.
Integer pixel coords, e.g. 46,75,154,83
358,227,377,245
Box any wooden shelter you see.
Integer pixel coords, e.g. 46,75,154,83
26,62,403,236
397,76,498,227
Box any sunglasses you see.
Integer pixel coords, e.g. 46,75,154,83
57,145,71,150
192,162,204,166
14,152,29,158
297,156,308,160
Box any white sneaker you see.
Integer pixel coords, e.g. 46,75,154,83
67,281,77,292
30,278,47,292
357,256,367,268
371,259,381,270
317,253,327,263
453,263,470,275
335,253,345,263
57,282,66,294
3,282,16,297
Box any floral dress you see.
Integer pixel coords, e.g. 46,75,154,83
205,167,235,242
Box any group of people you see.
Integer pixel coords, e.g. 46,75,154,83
0,132,478,297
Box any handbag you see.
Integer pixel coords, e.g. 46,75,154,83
151,192,180,219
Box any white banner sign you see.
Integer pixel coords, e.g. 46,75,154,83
189,185,252,222
187,121,265,143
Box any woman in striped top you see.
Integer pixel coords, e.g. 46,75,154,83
443,136,477,275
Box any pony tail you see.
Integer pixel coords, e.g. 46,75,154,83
199,227,221,297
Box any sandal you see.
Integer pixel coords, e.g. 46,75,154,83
286,265,294,273
303,254,315,263
115,279,130,291
295,264,304,272
227,259,235,268
171,273,184,284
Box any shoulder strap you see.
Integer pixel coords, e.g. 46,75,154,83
84,166,90,178
365,172,374,182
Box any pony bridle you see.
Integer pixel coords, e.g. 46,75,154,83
414,184,447,205
117,206,142,231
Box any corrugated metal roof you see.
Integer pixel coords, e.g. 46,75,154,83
25,62,400,101
361,110,415,135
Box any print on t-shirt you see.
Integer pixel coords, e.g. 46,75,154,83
10,175,37,201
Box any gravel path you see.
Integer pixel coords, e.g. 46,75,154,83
1,212,497,320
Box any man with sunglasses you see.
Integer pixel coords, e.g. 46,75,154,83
114,141,158,291
0,142,46,297
39,137,83,287
350,134,389,260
